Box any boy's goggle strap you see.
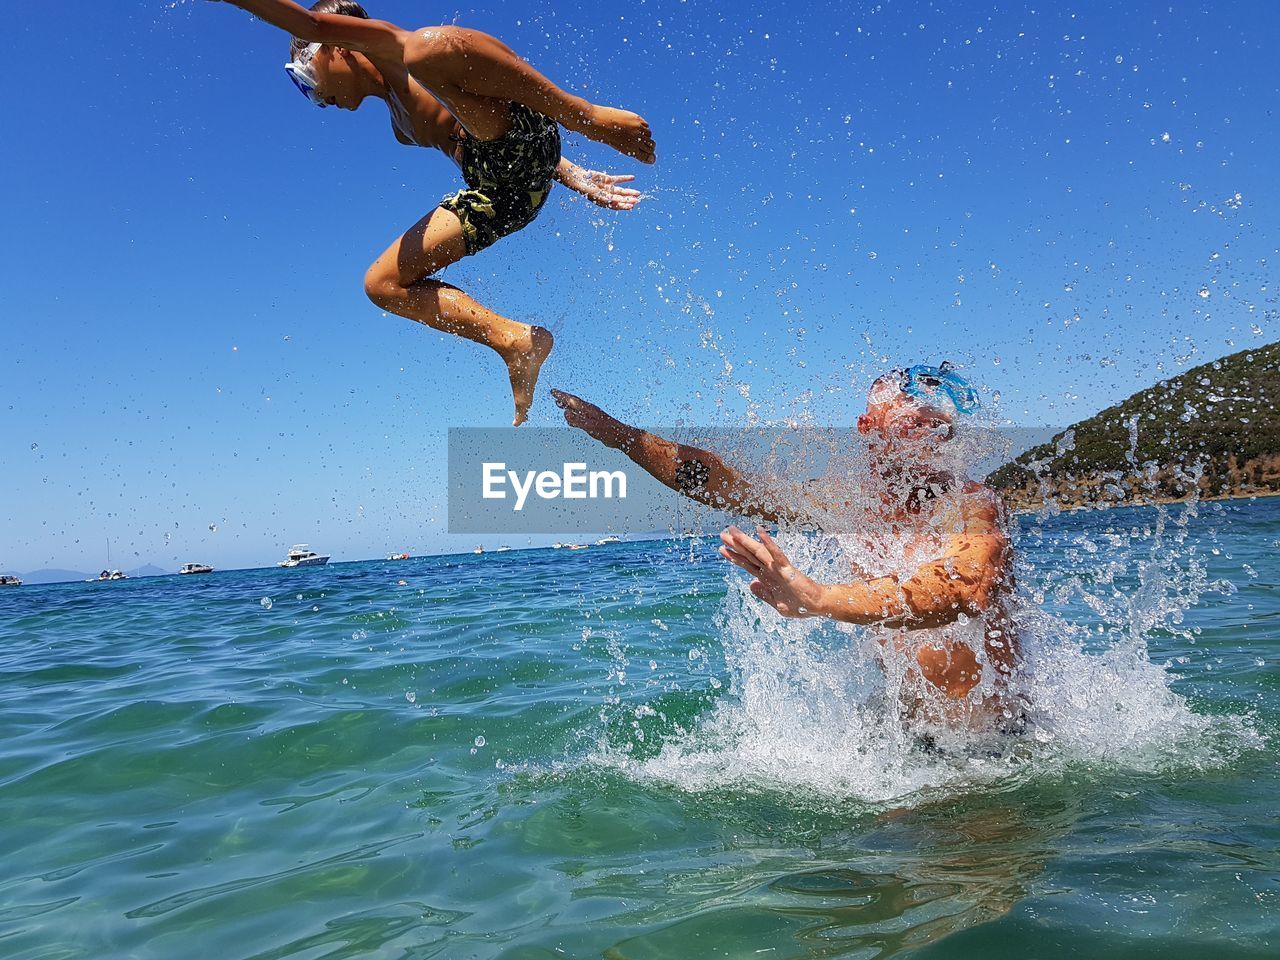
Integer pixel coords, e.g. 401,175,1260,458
284,43,326,108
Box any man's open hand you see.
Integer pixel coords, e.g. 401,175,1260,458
551,389,633,449
719,526,826,618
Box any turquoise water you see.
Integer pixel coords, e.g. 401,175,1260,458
1,499,1277,959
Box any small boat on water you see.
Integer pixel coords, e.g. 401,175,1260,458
496,545,511,552
0,575,21,587
179,563,214,575
92,539,126,581
386,552,410,561
278,545,330,568
473,545,484,555
595,535,622,545
566,543,590,551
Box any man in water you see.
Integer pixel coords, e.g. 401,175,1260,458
551,366,1024,736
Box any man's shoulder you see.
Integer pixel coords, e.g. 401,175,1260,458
960,479,999,502
957,481,1008,530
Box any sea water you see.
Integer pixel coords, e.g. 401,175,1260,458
0,499,1276,958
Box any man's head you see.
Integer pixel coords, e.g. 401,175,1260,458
285,2,381,111
857,363,978,453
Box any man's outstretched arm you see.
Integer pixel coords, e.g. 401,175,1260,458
818,532,1006,628
719,508,1008,629
553,390,799,523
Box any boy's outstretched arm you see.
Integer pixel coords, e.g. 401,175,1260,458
210,0,405,60
403,27,656,163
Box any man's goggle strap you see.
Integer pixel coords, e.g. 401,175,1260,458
880,362,980,414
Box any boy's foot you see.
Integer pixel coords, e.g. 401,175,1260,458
588,107,656,164
506,326,554,426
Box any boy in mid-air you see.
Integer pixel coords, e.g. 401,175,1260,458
209,1,655,424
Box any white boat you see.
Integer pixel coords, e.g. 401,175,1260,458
179,563,214,575
0,575,21,587
595,535,622,545
92,540,126,580
473,545,484,555
496,545,511,553
278,545,330,568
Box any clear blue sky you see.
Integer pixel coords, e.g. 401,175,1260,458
3,0,1277,573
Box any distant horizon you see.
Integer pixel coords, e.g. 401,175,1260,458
1,533,687,584
9,485,1279,584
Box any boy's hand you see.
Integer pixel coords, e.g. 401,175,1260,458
558,163,642,210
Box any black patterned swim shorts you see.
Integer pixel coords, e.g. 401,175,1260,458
439,102,562,255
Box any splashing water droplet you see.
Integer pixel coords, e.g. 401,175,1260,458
260,597,273,610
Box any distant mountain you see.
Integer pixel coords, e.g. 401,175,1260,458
8,563,171,585
126,564,169,579
989,341,1280,510
17,568,92,585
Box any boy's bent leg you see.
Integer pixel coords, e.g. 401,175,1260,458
364,208,554,426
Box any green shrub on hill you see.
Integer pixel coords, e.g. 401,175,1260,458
989,342,1280,506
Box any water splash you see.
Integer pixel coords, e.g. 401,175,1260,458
592,423,1257,807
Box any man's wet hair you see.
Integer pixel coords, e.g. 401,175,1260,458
290,1,370,62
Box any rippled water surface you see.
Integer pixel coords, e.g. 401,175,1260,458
2,500,1278,959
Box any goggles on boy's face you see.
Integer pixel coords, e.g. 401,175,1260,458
869,362,980,414
284,43,326,108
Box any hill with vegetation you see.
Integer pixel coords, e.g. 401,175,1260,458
988,341,1280,510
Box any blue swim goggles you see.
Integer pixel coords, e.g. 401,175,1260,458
284,43,327,108
894,362,980,414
